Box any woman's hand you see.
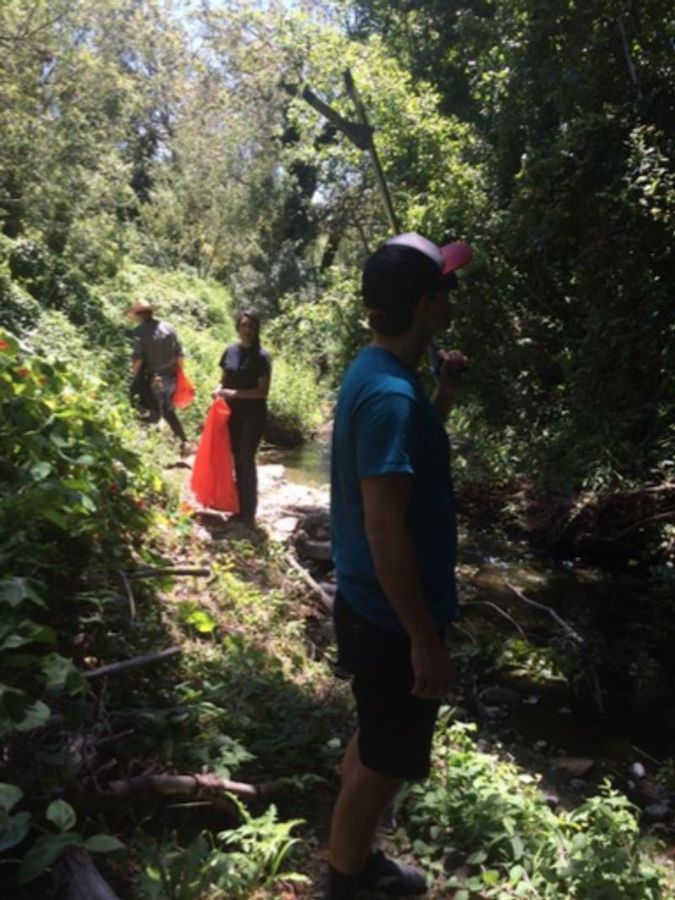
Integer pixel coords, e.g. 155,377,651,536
212,386,237,399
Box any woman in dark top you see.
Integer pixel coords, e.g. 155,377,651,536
216,310,272,525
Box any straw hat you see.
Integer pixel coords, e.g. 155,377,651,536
127,299,157,317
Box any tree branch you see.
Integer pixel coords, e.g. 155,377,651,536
83,647,182,680
505,582,584,644
285,552,333,613
99,772,281,801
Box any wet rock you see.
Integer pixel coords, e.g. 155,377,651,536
552,756,595,778
628,761,647,780
479,686,522,706
274,515,299,535
570,778,589,793
300,539,332,562
481,705,504,720
298,510,330,535
642,802,671,823
544,794,560,810
259,463,285,484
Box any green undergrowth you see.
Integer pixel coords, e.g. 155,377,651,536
399,717,665,899
0,236,328,446
0,325,345,895
0,323,669,897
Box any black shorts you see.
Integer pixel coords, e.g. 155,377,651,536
333,592,441,780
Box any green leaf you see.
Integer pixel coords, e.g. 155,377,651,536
483,869,500,885
0,783,23,813
14,700,50,732
46,799,77,832
16,832,81,883
0,633,34,652
42,507,69,529
510,835,524,860
0,810,31,853
41,654,86,693
0,577,46,608
84,833,125,853
0,685,31,724
185,609,217,634
467,849,488,865
30,461,53,480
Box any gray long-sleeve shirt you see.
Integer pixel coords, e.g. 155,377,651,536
131,319,183,375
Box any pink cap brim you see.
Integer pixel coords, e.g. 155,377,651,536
439,241,473,275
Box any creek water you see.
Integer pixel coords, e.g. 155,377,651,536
266,436,675,783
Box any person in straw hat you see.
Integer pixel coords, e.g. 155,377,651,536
128,299,191,454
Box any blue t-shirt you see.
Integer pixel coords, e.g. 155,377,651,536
330,346,459,633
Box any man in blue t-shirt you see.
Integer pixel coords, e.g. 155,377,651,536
327,232,472,899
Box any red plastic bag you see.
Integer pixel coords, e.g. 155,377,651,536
174,361,196,408
190,399,240,513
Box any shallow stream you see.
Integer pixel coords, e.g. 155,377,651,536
265,436,675,786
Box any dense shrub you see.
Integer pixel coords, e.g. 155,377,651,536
402,718,664,898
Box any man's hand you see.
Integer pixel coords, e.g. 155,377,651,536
410,633,455,699
432,349,468,420
436,349,468,380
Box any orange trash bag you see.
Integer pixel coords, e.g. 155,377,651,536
174,361,196,408
190,398,240,513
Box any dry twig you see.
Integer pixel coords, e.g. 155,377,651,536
285,552,333,613
505,582,584,645
83,647,181,680
462,600,527,638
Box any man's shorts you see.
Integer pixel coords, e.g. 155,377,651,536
333,592,441,780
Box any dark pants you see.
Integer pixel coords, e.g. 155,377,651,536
334,592,442,780
229,402,266,523
147,374,187,443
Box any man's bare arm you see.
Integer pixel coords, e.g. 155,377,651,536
361,474,454,699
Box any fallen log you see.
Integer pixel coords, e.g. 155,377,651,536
99,772,280,801
285,552,333,612
52,848,121,900
83,647,181,680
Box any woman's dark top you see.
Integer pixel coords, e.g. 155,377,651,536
219,343,271,411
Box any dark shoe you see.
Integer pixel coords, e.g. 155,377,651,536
228,513,255,527
325,853,427,899
325,866,368,900
362,850,427,896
